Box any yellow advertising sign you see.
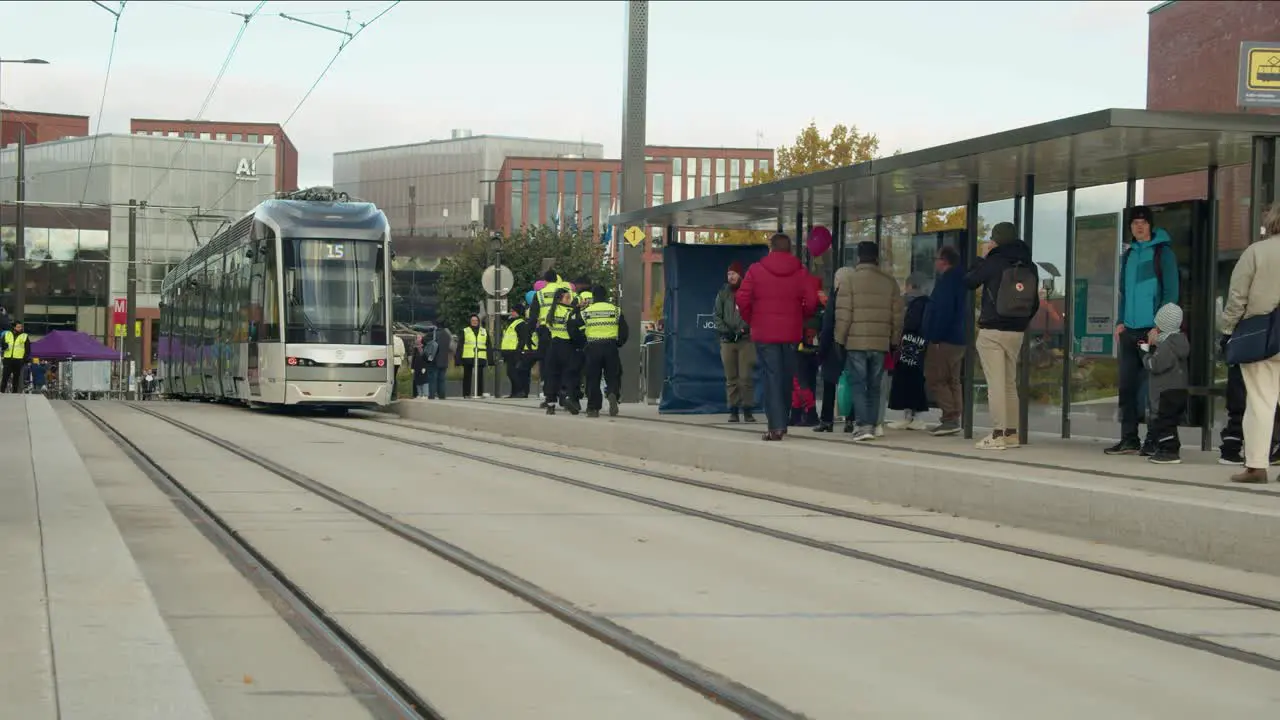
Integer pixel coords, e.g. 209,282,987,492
113,321,142,338
1247,47,1280,90
623,225,646,248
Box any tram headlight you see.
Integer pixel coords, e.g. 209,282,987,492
362,358,387,368
286,356,317,367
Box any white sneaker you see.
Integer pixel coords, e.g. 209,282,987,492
907,418,930,431
886,419,912,430
975,434,1006,451
874,424,885,438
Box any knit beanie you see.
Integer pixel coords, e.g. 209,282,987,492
1154,303,1182,343
728,261,744,276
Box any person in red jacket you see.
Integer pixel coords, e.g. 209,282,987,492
736,233,819,441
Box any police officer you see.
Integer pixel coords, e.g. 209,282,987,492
1,321,31,393
579,285,629,418
458,314,488,398
542,288,583,415
531,270,573,405
501,304,534,398
567,277,593,406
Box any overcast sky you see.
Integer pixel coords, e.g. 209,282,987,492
1,0,1154,187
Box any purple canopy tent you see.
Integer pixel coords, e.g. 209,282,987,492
29,330,119,361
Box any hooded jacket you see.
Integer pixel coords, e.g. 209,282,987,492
713,284,748,341
1144,303,1189,414
965,240,1040,333
1119,228,1179,330
735,251,818,344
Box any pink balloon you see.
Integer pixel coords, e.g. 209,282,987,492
534,280,548,291
807,225,833,257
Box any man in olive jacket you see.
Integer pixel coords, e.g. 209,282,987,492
714,261,756,423
833,241,903,441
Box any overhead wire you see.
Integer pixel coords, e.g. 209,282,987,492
202,0,401,214
80,1,127,206
140,0,269,205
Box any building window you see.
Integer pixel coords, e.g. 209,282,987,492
650,173,665,207
232,133,243,142
686,157,695,178
263,134,274,145
760,159,770,175
745,158,756,179
672,158,682,177
672,170,683,202
687,175,696,199
167,131,179,137
715,158,726,180
700,158,711,197
730,158,740,180
545,170,558,227
183,131,195,139
134,130,146,136
598,171,612,234
582,171,595,225
528,170,541,224
200,132,211,140
511,169,524,230
730,175,741,192
215,132,227,141
563,171,577,226
248,134,259,144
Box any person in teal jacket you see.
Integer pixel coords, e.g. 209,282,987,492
1105,205,1180,456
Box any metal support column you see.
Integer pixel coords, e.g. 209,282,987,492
617,0,648,403
962,182,979,440
14,129,26,318
794,191,804,258
913,195,923,234
1202,165,1219,451
1061,186,1077,438
1013,193,1022,238
830,187,842,287
127,199,139,384
805,188,815,266
1125,177,1137,212
1250,136,1280,243
1017,175,1035,445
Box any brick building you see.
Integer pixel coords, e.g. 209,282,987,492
130,118,298,193
1,109,88,147
494,145,774,317
1145,0,1280,253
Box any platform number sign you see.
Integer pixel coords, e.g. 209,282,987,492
324,243,345,259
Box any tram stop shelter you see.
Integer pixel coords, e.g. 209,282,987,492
611,109,1280,450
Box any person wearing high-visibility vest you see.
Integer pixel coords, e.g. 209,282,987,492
457,314,489,398
530,270,573,406
580,285,630,418
1,321,31,393
542,288,584,415
567,277,593,406
500,304,535,398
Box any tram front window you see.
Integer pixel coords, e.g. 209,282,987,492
283,239,387,345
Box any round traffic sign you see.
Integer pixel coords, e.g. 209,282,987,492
481,264,515,296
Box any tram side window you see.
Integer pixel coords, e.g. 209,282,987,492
261,239,281,342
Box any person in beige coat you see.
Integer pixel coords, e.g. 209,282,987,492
832,241,903,441
1220,202,1280,484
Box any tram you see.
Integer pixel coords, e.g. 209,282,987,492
158,188,393,411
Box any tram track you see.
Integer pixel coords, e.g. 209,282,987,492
283,411,1280,674
70,400,443,720
113,402,808,720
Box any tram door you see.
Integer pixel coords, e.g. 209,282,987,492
1133,200,1212,426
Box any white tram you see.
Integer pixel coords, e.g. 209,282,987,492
158,188,394,411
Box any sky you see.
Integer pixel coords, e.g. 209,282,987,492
0,0,1156,188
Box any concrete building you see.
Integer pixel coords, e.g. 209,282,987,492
0,133,275,363
130,118,297,194
333,130,603,239
1,109,89,147
1145,0,1280,256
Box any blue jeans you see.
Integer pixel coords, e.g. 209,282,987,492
420,366,446,399
755,342,797,432
845,350,886,428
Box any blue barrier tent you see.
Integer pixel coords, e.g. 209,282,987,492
613,109,1280,449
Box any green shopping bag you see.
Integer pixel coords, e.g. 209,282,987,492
837,371,853,419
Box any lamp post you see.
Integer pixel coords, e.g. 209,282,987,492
1,58,51,320
489,231,503,399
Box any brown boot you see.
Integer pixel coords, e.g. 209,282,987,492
1231,467,1269,484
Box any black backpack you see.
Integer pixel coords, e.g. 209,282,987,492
995,261,1039,319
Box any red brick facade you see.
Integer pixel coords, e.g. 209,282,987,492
1,110,88,147
129,118,298,193
1145,0,1280,253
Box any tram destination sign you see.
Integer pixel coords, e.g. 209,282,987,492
1238,41,1280,108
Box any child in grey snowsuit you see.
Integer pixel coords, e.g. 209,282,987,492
1142,303,1190,464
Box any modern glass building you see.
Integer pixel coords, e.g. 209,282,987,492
0,133,275,363
333,130,603,239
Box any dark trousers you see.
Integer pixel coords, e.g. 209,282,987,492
1118,327,1150,440
756,343,798,433
1149,388,1188,454
569,348,585,401
461,358,485,397
1221,363,1280,455
584,341,622,412
543,339,579,403
503,351,529,397
1,359,25,393
419,366,446,399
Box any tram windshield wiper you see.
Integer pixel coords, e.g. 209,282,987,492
288,293,325,341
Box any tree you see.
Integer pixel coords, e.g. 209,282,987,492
711,122,882,245
435,225,616,335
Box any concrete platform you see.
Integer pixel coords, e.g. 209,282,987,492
0,395,213,720
396,397,1280,576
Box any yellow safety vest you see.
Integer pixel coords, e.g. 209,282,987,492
460,327,488,360
547,304,574,341
2,331,29,360
537,281,573,322
501,318,528,351
577,290,594,308
581,302,620,341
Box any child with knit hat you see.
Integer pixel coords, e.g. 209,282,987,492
1141,303,1191,464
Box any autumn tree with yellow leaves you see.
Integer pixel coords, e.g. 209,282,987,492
710,122,881,245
